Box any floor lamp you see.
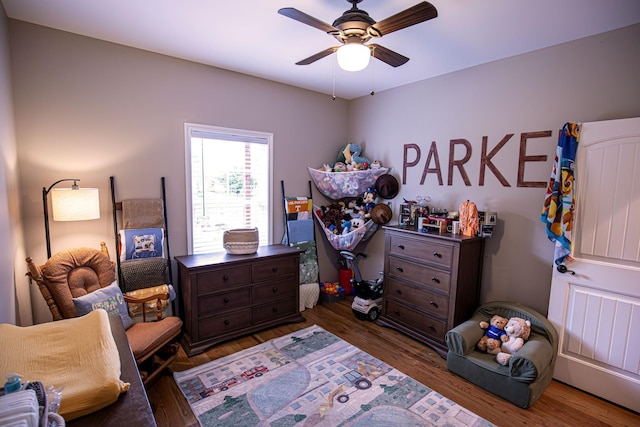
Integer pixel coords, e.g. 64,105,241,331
43,179,100,258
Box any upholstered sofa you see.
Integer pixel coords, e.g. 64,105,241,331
445,301,558,408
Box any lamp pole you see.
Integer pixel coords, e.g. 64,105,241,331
42,179,80,258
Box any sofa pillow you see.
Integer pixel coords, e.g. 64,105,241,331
73,282,133,329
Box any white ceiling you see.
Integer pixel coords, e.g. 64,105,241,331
3,0,640,100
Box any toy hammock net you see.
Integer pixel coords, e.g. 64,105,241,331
313,207,379,251
307,167,389,200
308,167,388,251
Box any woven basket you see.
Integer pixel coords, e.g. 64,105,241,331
223,228,259,255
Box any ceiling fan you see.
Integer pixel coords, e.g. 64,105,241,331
278,0,438,72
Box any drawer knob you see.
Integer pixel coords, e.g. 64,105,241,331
393,310,400,315
223,275,229,281
272,287,278,293
429,300,439,308
395,267,404,273
224,319,230,326
223,297,230,304
428,325,436,332
272,267,278,273
397,245,405,250
433,252,442,258
394,289,402,295
272,307,279,313
431,277,440,283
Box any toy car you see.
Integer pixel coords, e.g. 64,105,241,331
339,250,383,321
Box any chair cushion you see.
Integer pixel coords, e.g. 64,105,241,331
125,316,182,362
40,248,116,318
73,282,133,329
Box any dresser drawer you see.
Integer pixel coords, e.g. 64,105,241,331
252,257,298,282
253,279,297,301
197,288,251,316
253,298,296,324
198,309,252,340
384,300,447,342
386,278,449,319
388,234,453,269
387,257,451,293
196,266,251,294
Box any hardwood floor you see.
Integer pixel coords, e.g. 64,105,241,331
147,298,639,427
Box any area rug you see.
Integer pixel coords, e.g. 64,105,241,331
174,325,494,427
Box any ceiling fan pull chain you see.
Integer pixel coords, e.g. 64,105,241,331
332,54,337,101
370,46,375,96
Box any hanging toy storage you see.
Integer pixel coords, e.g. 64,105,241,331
313,206,379,251
308,167,389,200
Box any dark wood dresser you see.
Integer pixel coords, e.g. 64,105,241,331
377,225,485,358
175,245,305,356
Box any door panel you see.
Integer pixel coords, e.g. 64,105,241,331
548,117,640,413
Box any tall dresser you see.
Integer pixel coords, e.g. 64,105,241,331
175,245,305,356
377,225,485,358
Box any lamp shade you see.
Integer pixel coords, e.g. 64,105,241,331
337,41,370,72
51,188,100,221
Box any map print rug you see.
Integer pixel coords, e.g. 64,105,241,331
174,325,494,427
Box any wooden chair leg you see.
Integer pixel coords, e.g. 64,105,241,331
141,343,180,387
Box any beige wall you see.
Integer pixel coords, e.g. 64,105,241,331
6,18,640,323
0,4,28,325
348,23,640,314
9,21,349,324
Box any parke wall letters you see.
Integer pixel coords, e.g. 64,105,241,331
403,130,554,188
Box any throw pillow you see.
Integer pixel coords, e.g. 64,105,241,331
118,228,164,261
73,282,133,329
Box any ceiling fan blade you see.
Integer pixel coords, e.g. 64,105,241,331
278,7,339,34
295,47,338,65
369,44,409,67
369,1,438,37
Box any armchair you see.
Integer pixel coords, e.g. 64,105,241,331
445,301,558,408
26,246,182,387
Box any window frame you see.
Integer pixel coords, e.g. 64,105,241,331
184,122,274,254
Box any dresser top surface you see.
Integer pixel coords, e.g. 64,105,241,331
175,244,303,269
383,224,484,243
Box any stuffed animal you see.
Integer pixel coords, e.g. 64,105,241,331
349,143,370,166
361,188,378,219
332,161,347,172
477,314,509,355
341,219,352,235
337,143,371,168
350,214,366,230
496,317,532,365
320,203,344,234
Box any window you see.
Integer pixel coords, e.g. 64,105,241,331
185,123,272,254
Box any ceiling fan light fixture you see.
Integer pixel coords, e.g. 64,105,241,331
337,40,370,71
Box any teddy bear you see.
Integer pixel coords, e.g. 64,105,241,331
496,317,532,365
320,203,344,234
477,314,509,354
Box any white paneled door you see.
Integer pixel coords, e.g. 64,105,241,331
547,117,640,412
